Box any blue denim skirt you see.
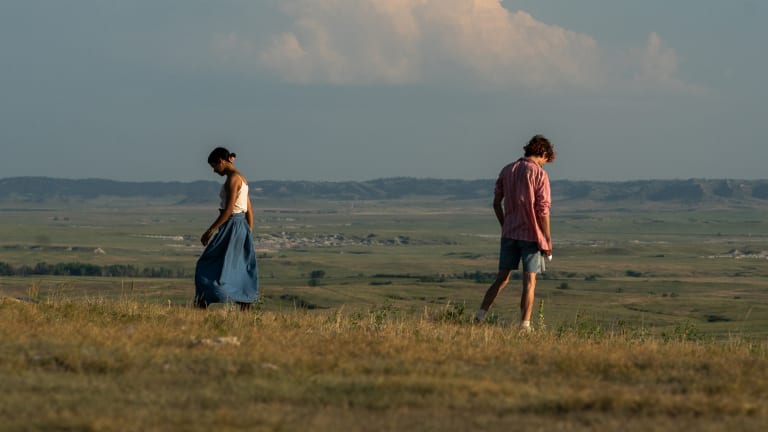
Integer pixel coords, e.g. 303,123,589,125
194,213,259,306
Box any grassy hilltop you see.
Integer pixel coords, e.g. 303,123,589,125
1,297,766,431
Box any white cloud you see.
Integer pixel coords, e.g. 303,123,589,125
213,0,686,91
635,32,679,83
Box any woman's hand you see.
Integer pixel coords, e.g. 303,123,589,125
201,229,214,246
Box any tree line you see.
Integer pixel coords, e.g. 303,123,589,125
0,261,191,278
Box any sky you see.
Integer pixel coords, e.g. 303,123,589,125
1,0,766,182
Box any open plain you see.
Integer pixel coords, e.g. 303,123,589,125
1,191,767,430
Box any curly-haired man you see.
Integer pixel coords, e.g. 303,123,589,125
475,135,556,330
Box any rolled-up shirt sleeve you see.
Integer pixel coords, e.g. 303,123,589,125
534,172,551,217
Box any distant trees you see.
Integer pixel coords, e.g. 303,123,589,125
0,261,13,276
309,270,326,279
308,269,326,287
461,270,496,284
0,261,192,278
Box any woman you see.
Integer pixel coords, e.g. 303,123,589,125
194,147,259,310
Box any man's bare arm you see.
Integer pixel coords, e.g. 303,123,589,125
493,195,504,227
537,213,552,255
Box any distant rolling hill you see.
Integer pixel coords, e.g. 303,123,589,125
1,177,767,205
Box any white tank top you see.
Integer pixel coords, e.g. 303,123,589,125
219,181,249,214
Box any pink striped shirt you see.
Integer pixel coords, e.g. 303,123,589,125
495,157,551,250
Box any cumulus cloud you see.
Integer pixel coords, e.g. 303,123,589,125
213,0,686,91
634,32,679,83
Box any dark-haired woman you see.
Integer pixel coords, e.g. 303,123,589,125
194,147,259,310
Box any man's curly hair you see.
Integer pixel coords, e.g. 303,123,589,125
523,134,555,163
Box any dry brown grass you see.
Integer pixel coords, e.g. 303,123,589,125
1,296,767,431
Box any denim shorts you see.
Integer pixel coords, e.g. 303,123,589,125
498,237,546,273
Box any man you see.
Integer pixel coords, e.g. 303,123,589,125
475,135,555,330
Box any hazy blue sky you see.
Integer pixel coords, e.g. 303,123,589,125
1,0,766,182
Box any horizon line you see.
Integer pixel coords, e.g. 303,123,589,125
2,176,767,184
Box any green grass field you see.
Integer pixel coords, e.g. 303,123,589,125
2,197,767,338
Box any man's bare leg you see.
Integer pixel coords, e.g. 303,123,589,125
520,272,537,328
476,269,512,321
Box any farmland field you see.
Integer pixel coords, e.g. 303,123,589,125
2,196,767,338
